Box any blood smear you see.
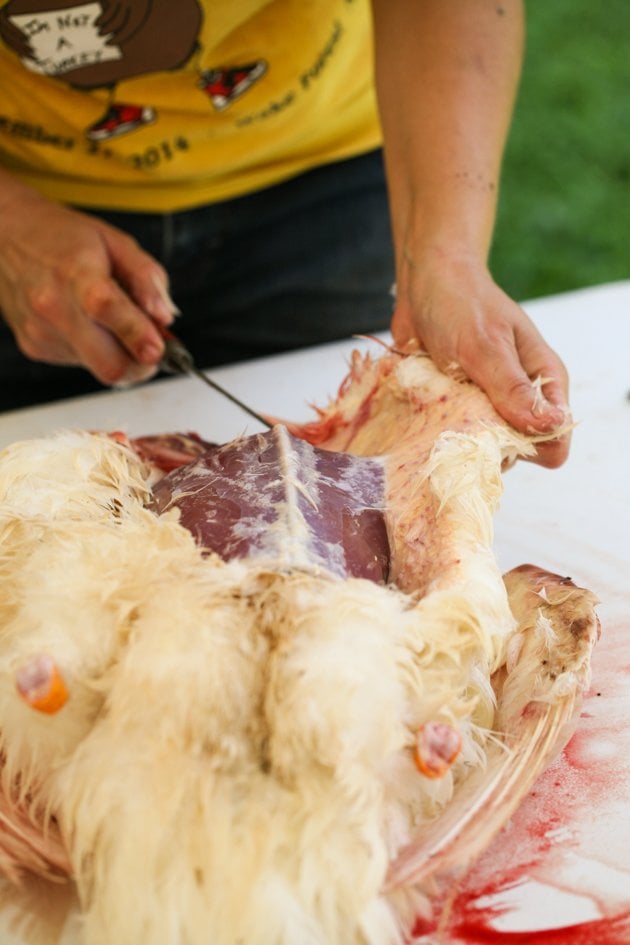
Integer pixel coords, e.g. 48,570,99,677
447,906,630,944
412,619,630,945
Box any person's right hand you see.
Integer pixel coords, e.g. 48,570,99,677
0,179,177,386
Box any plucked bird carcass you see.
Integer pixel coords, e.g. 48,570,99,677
0,346,599,945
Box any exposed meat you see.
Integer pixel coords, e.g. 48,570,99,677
0,349,598,945
149,426,390,583
282,348,534,595
128,431,217,473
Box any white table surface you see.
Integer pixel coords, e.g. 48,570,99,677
0,281,628,944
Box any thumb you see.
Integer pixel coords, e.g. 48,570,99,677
468,344,571,469
462,335,572,468
390,303,418,349
465,341,569,435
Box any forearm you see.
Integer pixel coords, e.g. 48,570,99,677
369,2,570,468
371,0,524,267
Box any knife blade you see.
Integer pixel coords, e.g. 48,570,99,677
159,328,272,429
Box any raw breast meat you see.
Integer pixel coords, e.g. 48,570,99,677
149,426,390,583
0,347,598,945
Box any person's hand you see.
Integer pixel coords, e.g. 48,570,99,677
391,251,571,468
0,181,177,386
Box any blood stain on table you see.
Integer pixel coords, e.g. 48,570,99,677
412,619,630,944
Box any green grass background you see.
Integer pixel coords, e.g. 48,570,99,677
490,3,630,301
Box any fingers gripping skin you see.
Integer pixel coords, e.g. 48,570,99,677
0,182,177,386
391,255,571,468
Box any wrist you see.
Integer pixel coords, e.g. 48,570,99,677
391,192,496,273
395,239,491,294
0,168,47,217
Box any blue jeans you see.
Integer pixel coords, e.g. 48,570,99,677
0,149,394,410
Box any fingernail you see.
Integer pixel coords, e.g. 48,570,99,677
533,375,571,419
139,341,163,364
543,402,564,424
149,274,180,323
112,363,158,389
531,402,570,433
549,401,571,424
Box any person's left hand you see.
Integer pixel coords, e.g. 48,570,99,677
390,250,571,468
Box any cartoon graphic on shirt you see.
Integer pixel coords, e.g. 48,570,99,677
197,62,268,112
87,102,156,140
0,0,268,140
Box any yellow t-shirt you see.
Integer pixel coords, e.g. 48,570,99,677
0,0,382,211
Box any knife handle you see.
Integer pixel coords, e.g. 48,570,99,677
158,327,195,375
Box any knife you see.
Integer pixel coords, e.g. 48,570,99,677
159,328,272,429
